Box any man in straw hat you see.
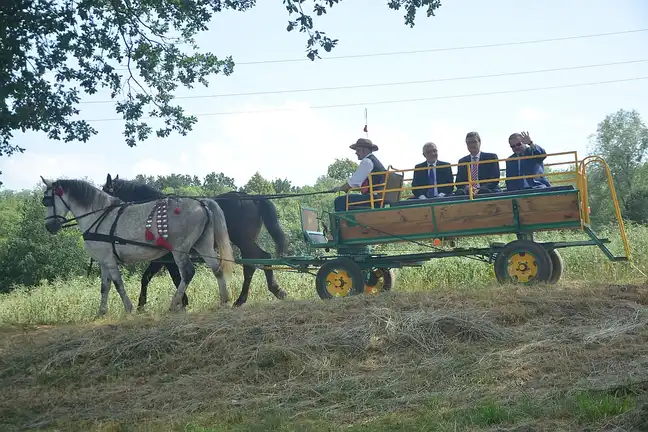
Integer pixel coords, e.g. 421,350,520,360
331,138,387,212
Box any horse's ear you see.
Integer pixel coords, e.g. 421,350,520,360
106,173,112,184
40,176,51,187
115,174,119,180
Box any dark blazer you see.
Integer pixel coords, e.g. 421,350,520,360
411,160,454,197
505,144,551,191
456,152,501,192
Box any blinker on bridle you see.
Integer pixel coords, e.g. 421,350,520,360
42,184,105,228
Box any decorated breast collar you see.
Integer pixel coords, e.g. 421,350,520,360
144,198,181,251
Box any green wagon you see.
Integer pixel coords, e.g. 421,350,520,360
236,153,631,300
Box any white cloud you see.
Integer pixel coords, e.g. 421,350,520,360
130,158,173,178
1,152,105,190
517,108,553,123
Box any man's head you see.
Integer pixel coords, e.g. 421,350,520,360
465,131,481,156
349,138,378,160
508,133,525,154
422,142,438,163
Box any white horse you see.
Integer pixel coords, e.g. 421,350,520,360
40,176,234,316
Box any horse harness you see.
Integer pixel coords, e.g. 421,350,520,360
43,185,211,263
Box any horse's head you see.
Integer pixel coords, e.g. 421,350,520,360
102,173,122,196
40,176,69,234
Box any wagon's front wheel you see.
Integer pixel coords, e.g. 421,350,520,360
547,249,564,284
494,240,553,284
315,258,365,300
364,268,395,294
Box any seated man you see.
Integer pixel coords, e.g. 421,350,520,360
455,131,501,195
505,131,551,191
331,138,386,212
410,142,454,199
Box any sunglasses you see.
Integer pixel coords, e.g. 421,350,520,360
510,142,523,148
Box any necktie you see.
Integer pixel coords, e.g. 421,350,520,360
471,157,479,191
428,165,436,197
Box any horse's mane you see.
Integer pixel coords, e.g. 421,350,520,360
55,179,121,208
114,178,166,200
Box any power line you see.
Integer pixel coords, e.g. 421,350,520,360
111,27,648,70
84,58,648,104
85,75,648,122
237,28,648,65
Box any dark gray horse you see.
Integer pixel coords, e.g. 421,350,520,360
102,174,289,308
40,176,234,315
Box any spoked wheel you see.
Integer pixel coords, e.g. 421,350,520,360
315,258,365,300
494,240,553,284
364,268,395,295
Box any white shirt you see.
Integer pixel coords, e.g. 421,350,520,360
347,153,375,187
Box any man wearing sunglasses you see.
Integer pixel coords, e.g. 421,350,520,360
505,131,551,191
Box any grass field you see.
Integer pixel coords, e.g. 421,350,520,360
0,224,647,430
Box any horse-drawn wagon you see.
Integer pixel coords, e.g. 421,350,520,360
236,151,631,300
41,150,631,316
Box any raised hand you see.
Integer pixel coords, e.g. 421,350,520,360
521,131,533,145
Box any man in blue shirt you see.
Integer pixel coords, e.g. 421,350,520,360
505,131,551,191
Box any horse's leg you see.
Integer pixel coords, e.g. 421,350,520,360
192,234,230,306
139,261,164,311
252,242,287,301
165,263,188,308
168,252,195,312
106,264,134,314
97,264,113,317
233,262,255,307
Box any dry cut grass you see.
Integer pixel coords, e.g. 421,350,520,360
1,281,648,431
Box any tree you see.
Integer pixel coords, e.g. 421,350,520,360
586,109,648,223
587,109,648,194
154,173,202,190
203,172,236,195
242,172,274,195
0,1,442,167
327,158,358,181
272,178,297,194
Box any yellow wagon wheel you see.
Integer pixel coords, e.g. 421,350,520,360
494,240,553,284
315,258,365,300
364,268,395,295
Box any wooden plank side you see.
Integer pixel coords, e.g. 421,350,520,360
339,206,435,240
337,191,582,244
518,193,581,225
434,200,514,232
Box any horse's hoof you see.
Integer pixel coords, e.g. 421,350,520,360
276,289,288,300
232,299,245,307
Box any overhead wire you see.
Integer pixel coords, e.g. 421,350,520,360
85,76,648,122
110,28,648,69
81,58,648,104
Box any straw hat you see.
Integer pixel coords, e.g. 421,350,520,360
349,138,379,152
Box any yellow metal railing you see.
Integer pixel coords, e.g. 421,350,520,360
342,150,580,209
578,155,631,259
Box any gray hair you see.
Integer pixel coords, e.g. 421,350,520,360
422,142,437,152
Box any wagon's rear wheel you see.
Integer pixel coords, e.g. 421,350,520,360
364,268,395,294
494,240,553,284
315,258,365,300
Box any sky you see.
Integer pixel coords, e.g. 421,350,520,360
1,0,648,191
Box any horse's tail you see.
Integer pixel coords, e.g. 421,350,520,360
204,199,235,279
257,199,288,256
